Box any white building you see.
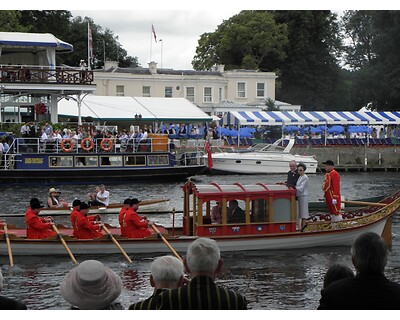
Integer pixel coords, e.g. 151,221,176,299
93,61,277,114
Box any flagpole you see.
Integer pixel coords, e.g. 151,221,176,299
150,24,153,62
87,22,90,70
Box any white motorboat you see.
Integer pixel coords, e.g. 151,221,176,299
208,138,318,174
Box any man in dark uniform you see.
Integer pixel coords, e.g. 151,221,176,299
286,160,299,188
318,232,400,309
157,238,247,310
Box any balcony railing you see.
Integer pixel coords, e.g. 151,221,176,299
0,66,93,85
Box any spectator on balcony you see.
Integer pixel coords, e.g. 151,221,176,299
20,122,31,137
44,122,53,136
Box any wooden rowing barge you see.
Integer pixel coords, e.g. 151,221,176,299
0,184,399,257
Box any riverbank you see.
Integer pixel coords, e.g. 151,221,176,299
293,145,400,172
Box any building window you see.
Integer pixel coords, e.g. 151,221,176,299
165,86,173,98
203,87,212,103
218,88,223,102
257,83,265,98
185,87,195,102
143,86,151,97
237,82,246,98
116,85,124,96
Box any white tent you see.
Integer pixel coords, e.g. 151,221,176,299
58,95,213,122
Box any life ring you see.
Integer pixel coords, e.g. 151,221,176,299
100,138,113,152
61,139,75,152
81,138,94,151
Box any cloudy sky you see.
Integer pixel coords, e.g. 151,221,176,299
70,10,241,70
16,0,396,70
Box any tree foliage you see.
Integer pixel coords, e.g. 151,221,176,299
192,11,288,71
0,10,139,69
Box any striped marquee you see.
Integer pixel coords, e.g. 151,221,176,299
220,111,400,127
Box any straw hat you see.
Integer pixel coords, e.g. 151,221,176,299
48,187,57,194
60,260,122,310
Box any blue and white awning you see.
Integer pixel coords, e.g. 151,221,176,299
221,111,400,126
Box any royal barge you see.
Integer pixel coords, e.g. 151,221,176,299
0,182,399,259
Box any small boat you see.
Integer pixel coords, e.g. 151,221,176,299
0,182,399,257
0,198,171,218
43,198,171,215
207,138,318,174
0,136,206,185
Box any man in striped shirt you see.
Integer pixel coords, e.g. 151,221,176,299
157,238,247,310
129,255,184,310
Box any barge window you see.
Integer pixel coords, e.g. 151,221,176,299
124,155,146,166
100,156,122,166
251,199,269,222
75,156,98,167
148,155,169,166
49,156,73,167
273,198,292,222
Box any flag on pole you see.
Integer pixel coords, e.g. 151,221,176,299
152,24,157,43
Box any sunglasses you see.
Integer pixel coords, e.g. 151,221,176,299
298,168,304,171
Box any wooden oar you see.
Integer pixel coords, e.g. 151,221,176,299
342,200,387,207
101,223,132,263
51,223,78,264
1,220,14,267
150,223,183,262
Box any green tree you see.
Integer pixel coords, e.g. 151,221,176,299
343,11,400,110
272,11,343,110
0,11,29,32
192,10,288,71
341,10,376,70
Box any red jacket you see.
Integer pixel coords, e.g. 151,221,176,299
322,169,341,199
25,208,56,239
74,212,102,239
119,207,129,236
122,208,151,238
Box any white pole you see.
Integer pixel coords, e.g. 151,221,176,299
150,24,153,62
159,39,163,68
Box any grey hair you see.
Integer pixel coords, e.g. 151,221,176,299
351,232,388,274
0,268,3,291
150,255,184,283
186,238,220,273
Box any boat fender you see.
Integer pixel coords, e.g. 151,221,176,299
81,138,94,151
100,138,113,152
61,139,75,152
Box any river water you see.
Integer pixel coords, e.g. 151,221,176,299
0,171,399,310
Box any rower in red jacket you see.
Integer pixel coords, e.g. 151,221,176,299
25,198,56,239
69,199,82,238
73,202,103,239
122,198,152,238
119,198,131,237
322,160,342,221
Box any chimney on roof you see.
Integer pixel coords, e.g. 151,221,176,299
148,61,157,75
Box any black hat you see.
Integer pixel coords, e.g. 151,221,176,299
297,162,307,171
130,198,141,205
322,160,335,166
30,198,44,209
123,198,131,205
72,199,82,207
79,202,90,210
